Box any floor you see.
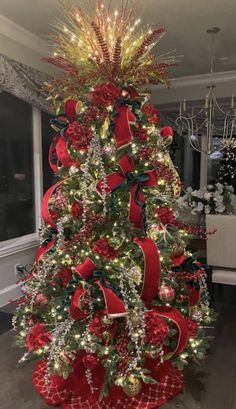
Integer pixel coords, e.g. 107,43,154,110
0,285,236,409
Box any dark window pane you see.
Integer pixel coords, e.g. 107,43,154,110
0,91,34,241
41,111,54,192
171,134,201,190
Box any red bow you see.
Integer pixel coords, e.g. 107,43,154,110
113,105,136,149
97,154,158,229
70,257,127,320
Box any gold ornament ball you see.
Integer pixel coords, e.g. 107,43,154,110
148,224,162,240
123,376,142,397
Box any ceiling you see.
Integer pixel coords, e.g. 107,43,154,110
0,0,236,78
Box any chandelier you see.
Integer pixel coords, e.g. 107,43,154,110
176,27,236,155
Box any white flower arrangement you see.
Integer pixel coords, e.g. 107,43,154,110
177,183,236,218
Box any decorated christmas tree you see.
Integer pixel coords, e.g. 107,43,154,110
14,2,215,408
217,139,236,192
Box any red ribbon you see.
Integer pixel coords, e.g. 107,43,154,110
70,257,127,320
55,137,80,168
113,105,136,149
35,240,55,264
64,99,80,122
41,179,66,227
155,306,188,357
49,99,81,172
48,135,60,173
133,237,160,304
97,154,158,228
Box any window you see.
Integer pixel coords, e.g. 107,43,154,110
170,133,201,190
0,91,35,241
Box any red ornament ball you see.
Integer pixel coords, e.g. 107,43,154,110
158,285,175,303
54,189,69,210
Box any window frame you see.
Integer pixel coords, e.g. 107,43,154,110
0,106,43,257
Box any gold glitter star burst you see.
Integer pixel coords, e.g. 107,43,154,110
44,0,175,105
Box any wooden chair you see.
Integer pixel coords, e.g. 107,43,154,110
206,215,236,286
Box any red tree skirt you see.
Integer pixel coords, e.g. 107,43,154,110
33,355,183,409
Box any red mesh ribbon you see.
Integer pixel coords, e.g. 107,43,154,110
97,154,158,228
133,237,160,304
70,257,127,319
113,105,136,148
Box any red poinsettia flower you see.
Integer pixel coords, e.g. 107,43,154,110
65,122,92,151
88,311,116,341
83,105,107,122
57,267,72,287
186,284,200,306
186,317,198,337
155,207,175,225
35,293,48,305
142,103,159,124
26,323,51,352
82,353,100,370
92,237,118,259
88,312,106,337
145,310,169,345
71,201,83,218
88,83,121,106
134,126,148,142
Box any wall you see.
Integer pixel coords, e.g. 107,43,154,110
0,14,55,75
150,70,236,106
0,243,38,307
